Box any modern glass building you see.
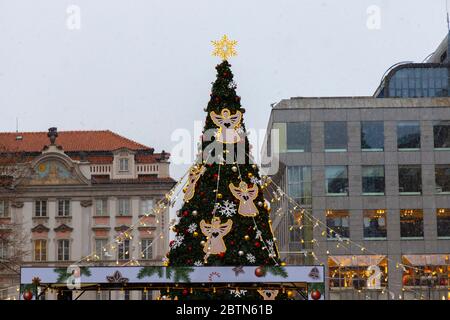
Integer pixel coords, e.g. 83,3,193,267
374,32,450,98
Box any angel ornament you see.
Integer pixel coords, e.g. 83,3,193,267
229,181,259,217
200,217,233,263
210,108,242,144
183,165,206,202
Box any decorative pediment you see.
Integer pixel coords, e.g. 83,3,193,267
31,224,50,233
25,153,90,186
80,200,93,207
11,201,24,208
114,225,130,232
54,224,73,233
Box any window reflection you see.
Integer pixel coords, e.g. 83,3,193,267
399,165,422,194
437,209,450,238
286,122,311,152
361,121,384,151
325,121,347,151
397,121,420,150
326,210,350,239
435,165,450,193
362,166,385,195
363,209,387,239
325,166,348,195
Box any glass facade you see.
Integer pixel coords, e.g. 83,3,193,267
361,121,384,151
286,122,311,152
397,121,421,150
387,67,449,98
287,166,312,205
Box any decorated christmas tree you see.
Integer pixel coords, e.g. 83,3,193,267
167,36,287,299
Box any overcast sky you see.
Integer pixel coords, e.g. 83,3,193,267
0,0,448,180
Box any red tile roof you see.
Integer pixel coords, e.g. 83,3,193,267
0,130,152,153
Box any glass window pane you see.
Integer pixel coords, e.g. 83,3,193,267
362,166,385,194
435,165,450,193
400,209,423,238
399,165,422,194
361,121,384,151
325,122,347,151
437,209,450,237
434,121,450,148
287,166,312,205
325,166,348,195
363,209,387,238
397,121,420,149
326,210,350,239
286,122,311,152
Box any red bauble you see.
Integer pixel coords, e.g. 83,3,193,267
23,290,33,301
310,290,321,300
215,97,220,103
213,173,218,179
255,266,266,277
170,240,174,247
229,241,235,246
187,246,192,251
255,241,261,248
182,289,189,296
183,211,189,217
218,252,225,259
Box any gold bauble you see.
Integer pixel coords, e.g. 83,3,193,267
193,231,199,237
217,193,223,199
183,187,187,193
247,172,253,178
281,262,287,266
244,235,250,241
200,241,206,246
232,166,238,172
287,290,294,298
252,164,257,169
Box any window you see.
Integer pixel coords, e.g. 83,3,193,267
0,240,8,260
437,209,450,238
123,290,131,300
141,290,151,300
326,210,350,239
57,199,70,217
34,240,47,261
96,291,109,300
118,239,130,260
286,122,311,152
434,121,450,149
399,165,422,194
397,121,420,150
118,199,131,216
95,199,108,216
287,166,312,205
361,121,384,151
400,209,424,238
141,239,153,260
35,200,47,217
140,199,154,215
325,166,348,195
435,165,450,193
95,239,108,260
363,210,387,239
362,166,385,195
325,122,347,151
0,200,8,217
57,240,70,261
119,158,129,172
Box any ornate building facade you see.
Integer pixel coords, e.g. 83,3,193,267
0,128,174,300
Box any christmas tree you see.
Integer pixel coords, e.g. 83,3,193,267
167,36,286,300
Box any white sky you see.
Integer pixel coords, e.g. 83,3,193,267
0,0,448,180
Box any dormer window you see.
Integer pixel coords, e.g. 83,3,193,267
119,158,129,172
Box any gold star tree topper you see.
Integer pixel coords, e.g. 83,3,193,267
212,35,237,60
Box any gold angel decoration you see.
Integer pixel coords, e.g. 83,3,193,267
210,108,242,144
200,217,233,263
183,165,206,202
257,289,279,300
229,181,259,217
